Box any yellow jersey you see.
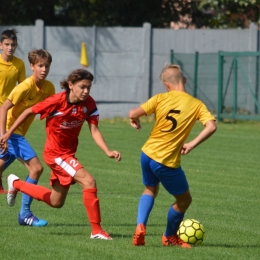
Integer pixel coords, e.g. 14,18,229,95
141,90,215,168
0,55,26,105
7,76,55,136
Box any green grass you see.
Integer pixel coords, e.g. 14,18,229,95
0,119,260,260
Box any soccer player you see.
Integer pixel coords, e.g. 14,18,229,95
2,69,121,240
129,64,217,247
0,29,26,191
0,49,55,227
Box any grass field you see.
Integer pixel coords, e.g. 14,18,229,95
0,119,259,260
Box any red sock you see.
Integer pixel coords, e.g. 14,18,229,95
83,188,102,234
13,179,52,206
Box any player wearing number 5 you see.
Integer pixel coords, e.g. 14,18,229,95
129,64,216,247
1,69,121,240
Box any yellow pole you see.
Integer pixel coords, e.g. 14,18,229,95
80,42,89,68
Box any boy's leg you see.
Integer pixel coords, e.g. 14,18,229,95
0,151,16,193
18,156,47,227
73,166,112,240
133,153,159,246
7,174,50,227
0,160,4,192
162,191,192,248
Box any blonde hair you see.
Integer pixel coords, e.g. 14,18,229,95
160,64,184,85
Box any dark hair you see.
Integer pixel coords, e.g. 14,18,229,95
60,69,94,91
28,49,52,65
1,29,17,43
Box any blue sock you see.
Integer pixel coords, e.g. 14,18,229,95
20,176,37,218
137,194,154,226
165,206,184,236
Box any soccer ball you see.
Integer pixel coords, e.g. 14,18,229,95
177,219,205,245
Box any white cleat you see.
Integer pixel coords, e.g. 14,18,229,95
7,174,19,207
90,230,112,240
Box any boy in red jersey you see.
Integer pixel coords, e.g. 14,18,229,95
0,49,55,227
1,69,121,240
129,64,217,247
0,29,26,191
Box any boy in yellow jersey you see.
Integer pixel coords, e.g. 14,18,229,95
0,29,26,191
129,64,217,247
0,49,55,227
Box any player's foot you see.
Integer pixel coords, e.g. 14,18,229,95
133,223,146,246
18,212,48,227
7,174,19,206
90,230,112,240
162,234,191,248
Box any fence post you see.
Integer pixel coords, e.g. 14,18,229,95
35,19,44,49
256,55,259,114
141,23,151,102
193,51,199,98
217,51,223,121
170,50,174,64
233,57,238,118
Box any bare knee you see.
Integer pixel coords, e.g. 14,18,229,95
143,184,159,198
74,169,96,189
29,165,44,180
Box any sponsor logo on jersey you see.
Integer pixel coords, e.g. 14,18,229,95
60,119,85,129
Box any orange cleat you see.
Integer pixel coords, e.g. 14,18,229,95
162,234,191,248
133,223,146,246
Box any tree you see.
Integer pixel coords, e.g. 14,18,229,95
0,0,259,28
194,0,260,28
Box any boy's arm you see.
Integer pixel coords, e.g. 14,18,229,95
88,122,121,161
181,120,217,155
128,106,146,131
0,107,34,153
0,100,14,136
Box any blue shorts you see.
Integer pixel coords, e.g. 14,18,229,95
0,133,37,170
140,152,189,195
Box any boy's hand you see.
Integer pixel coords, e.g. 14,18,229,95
0,141,8,154
106,150,121,161
130,118,141,131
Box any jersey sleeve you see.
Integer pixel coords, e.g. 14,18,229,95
86,96,99,125
32,94,59,120
8,81,30,105
141,95,158,116
197,102,216,125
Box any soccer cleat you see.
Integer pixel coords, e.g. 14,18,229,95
133,223,146,246
18,212,48,227
7,174,19,206
90,230,112,240
162,234,192,248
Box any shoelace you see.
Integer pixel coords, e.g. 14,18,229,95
167,235,185,245
26,212,39,222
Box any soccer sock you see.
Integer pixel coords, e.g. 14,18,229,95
13,179,52,207
83,188,101,234
165,206,184,236
19,176,37,217
137,194,154,226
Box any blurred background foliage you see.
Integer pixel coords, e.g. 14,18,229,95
0,0,259,28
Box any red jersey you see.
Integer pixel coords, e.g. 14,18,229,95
32,91,99,159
